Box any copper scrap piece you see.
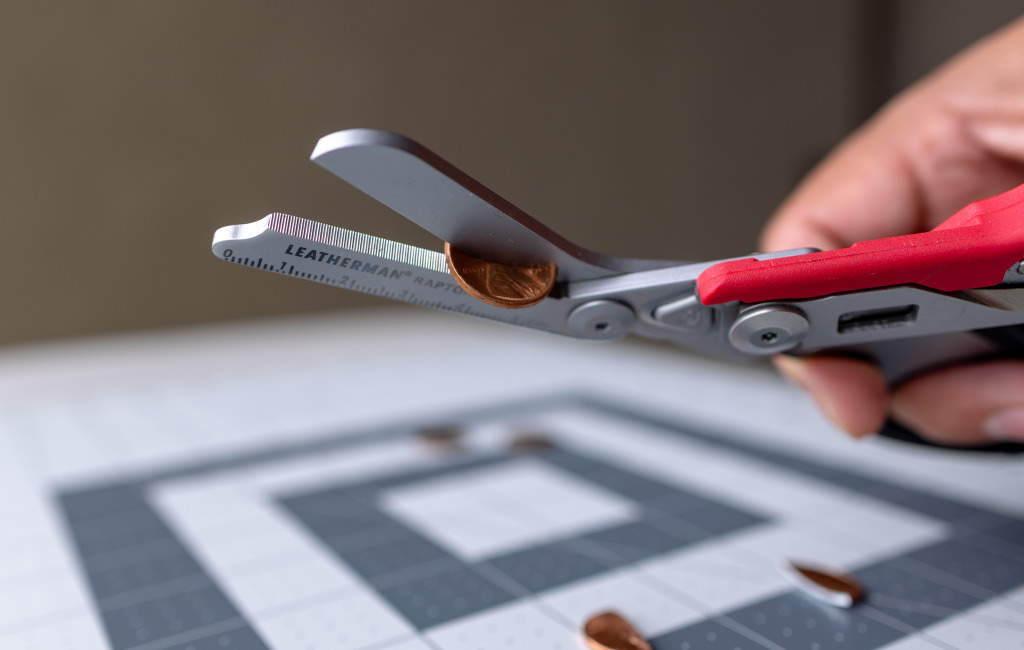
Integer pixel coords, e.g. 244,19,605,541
783,561,864,608
507,432,555,452
445,242,556,309
417,425,464,451
584,611,652,650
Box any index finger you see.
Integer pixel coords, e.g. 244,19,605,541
763,22,1024,254
760,104,925,253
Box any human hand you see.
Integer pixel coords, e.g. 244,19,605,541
761,17,1024,446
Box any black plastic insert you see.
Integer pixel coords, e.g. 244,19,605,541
837,304,918,334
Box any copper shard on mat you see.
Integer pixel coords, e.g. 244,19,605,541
584,611,651,650
507,432,556,452
783,561,864,608
445,242,556,309
417,425,464,451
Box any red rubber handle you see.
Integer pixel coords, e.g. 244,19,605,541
697,183,1024,305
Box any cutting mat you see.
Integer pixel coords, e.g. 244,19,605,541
2,311,1024,650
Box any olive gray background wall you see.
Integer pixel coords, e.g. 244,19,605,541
0,2,1017,347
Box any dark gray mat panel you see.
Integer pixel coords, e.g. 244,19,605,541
280,446,769,629
54,394,1024,648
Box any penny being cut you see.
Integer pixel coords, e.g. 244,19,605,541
584,611,651,650
781,561,864,608
445,243,556,309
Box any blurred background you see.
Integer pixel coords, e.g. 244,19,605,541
0,0,1020,347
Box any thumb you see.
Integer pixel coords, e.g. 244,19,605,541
774,355,889,438
892,359,1024,446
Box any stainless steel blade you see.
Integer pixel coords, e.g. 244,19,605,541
310,129,674,280
212,213,565,332
962,287,1024,311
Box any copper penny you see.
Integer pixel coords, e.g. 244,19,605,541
507,432,556,452
784,561,864,608
417,425,464,451
444,243,556,309
584,611,651,650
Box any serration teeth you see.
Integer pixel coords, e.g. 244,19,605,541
265,213,447,273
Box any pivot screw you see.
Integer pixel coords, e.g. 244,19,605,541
566,300,636,340
728,305,809,355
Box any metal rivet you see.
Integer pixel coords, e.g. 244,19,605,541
728,305,809,355
567,300,636,340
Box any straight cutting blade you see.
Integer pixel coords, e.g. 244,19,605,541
310,129,674,280
212,213,564,332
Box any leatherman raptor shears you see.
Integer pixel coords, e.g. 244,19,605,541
213,129,1024,451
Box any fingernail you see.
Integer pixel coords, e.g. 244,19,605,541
774,355,808,389
773,356,875,439
984,408,1024,441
